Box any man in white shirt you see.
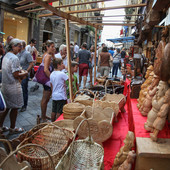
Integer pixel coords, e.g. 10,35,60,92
74,42,79,59
55,44,67,72
25,39,38,61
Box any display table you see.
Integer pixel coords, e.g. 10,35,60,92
57,105,129,170
135,137,170,170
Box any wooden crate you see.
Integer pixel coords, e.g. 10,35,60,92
135,137,170,170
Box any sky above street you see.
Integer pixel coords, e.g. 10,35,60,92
101,0,126,45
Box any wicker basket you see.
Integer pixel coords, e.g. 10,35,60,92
73,89,94,106
63,103,85,120
102,93,126,112
53,119,74,132
0,143,55,170
17,123,74,170
73,106,114,144
56,119,104,170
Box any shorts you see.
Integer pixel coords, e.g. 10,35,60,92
79,63,88,77
52,100,67,114
43,84,51,91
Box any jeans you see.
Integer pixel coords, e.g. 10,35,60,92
21,76,29,108
112,63,119,76
100,66,109,76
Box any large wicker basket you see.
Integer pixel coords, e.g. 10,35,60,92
56,119,104,170
17,123,74,170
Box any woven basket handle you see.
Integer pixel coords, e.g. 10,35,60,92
24,122,49,139
49,123,72,141
0,139,13,153
0,143,55,170
73,89,95,100
68,119,93,169
73,119,92,142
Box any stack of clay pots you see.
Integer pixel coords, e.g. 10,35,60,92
63,103,85,120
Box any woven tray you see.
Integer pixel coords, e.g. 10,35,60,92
17,123,74,170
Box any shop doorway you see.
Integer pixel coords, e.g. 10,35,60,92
43,19,53,43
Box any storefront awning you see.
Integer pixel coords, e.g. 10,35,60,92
107,36,135,43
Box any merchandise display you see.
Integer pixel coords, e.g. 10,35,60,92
118,151,136,170
140,74,159,116
1,1,170,170
144,81,169,131
150,89,170,141
112,131,135,170
137,66,154,110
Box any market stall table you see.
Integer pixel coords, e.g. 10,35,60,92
56,104,129,170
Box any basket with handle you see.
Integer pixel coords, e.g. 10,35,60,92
0,143,55,170
73,89,95,106
56,119,104,170
104,80,126,114
16,123,74,170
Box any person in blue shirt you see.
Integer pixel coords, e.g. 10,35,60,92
108,47,114,57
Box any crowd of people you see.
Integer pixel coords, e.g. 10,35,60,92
0,36,133,133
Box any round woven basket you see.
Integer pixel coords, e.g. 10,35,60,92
63,103,85,120
63,112,82,120
63,103,85,113
17,124,74,170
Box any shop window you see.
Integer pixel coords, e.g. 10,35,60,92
4,12,29,43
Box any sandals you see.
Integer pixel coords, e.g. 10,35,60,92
0,126,9,133
9,127,24,135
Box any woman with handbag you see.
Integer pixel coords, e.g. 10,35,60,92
39,40,56,122
0,39,28,134
98,46,112,77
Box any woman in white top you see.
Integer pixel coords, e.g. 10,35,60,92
0,39,28,134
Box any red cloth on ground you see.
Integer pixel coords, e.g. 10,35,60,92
56,106,129,170
130,99,170,138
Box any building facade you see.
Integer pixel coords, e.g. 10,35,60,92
0,0,101,52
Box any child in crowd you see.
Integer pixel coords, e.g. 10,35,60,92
66,61,79,101
50,58,68,121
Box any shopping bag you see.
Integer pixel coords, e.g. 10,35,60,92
0,91,6,113
33,64,50,86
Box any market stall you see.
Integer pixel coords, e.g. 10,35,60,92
1,0,170,170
